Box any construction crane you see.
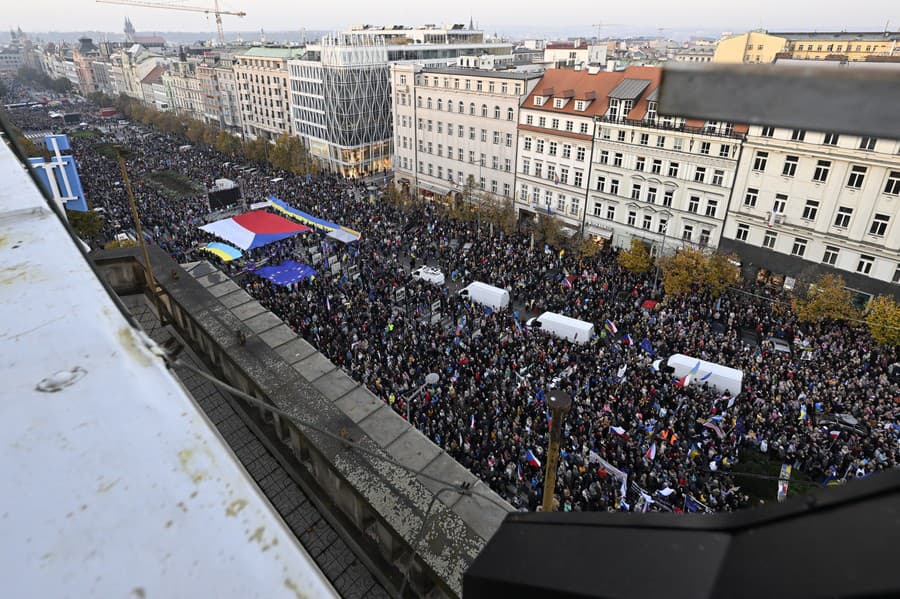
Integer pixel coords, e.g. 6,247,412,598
95,0,246,45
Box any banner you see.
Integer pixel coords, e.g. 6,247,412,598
777,463,792,502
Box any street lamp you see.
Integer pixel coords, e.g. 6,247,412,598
652,219,670,293
404,372,440,424
541,389,573,512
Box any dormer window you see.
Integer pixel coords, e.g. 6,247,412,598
647,101,658,122
607,98,619,120
553,98,565,109
534,96,546,106
574,100,588,111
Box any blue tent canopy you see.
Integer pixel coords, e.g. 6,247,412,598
253,260,317,287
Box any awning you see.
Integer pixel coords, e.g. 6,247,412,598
326,229,359,244
418,182,450,195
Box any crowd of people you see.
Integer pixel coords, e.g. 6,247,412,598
5,95,897,514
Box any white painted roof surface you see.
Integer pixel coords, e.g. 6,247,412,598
0,141,336,599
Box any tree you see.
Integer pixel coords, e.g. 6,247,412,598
67,209,104,242
493,196,518,235
103,238,138,249
243,136,269,163
269,133,297,172
534,214,562,249
705,252,741,297
215,131,242,157
792,274,858,323
865,295,900,346
658,247,706,296
618,239,653,274
185,119,206,144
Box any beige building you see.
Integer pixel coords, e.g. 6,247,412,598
234,47,305,141
163,60,203,117
391,63,541,202
722,126,900,295
715,30,900,63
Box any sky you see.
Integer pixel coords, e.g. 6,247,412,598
4,0,898,36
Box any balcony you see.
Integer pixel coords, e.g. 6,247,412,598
595,115,746,141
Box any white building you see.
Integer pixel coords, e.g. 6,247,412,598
391,64,541,202
516,66,745,248
721,126,900,294
234,47,305,141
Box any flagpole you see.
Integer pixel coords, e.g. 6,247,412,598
541,390,572,512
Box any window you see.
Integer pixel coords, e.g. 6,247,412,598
640,133,649,146
673,138,683,152
658,219,668,234
559,167,568,184
761,126,775,137
481,104,488,117
523,137,532,152
593,202,603,217
646,187,657,203
596,176,606,192
763,231,777,249
663,190,674,207
534,162,542,178
562,145,572,159
570,198,580,215
636,157,646,171
847,165,866,189
507,108,514,120
736,224,750,241
627,211,637,226
773,193,787,214
610,179,619,195
813,160,830,182
481,129,488,142
613,153,623,167
834,207,852,228
550,118,560,129
503,183,511,197
700,141,711,155
525,114,533,125
548,141,558,156
651,159,662,174
601,128,611,140
469,127,476,140
599,150,609,165
753,151,768,171
668,162,680,177
574,171,583,187
822,246,839,265
859,137,877,151
505,158,511,172
869,214,890,237
791,129,806,141
617,130,627,142
700,229,711,246
580,123,590,135
656,136,665,148
688,196,700,213
712,169,725,186
553,98,565,109
492,156,499,170
469,102,475,115
607,205,616,221
458,148,464,161
535,139,545,153
857,255,874,275
719,144,731,158
631,183,641,200
682,225,693,241
705,199,718,218
782,156,798,177
506,133,513,147
791,237,808,257
893,265,900,284
491,180,498,193
885,171,900,195
694,167,706,183
547,165,556,181
823,132,839,146
494,106,501,119
576,147,586,161
520,184,528,201
643,215,653,230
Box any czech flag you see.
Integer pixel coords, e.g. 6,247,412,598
675,375,690,387
525,449,542,469
561,277,573,289
622,334,633,345
604,319,618,335
645,443,657,461
609,425,627,437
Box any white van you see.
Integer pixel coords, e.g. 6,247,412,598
411,266,445,286
657,354,743,397
460,282,510,310
526,312,594,344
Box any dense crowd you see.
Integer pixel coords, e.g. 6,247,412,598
5,96,898,514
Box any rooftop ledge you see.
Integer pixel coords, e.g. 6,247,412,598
93,247,512,598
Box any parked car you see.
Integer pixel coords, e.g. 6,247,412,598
411,266,445,286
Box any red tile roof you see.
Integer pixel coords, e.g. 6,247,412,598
140,65,164,85
521,66,748,133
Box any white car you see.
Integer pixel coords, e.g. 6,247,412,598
411,266,445,286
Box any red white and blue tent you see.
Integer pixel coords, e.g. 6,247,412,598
200,211,310,251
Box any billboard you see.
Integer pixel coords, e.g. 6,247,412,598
208,186,242,211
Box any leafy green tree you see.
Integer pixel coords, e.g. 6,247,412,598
67,209,104,242
792,274,858,323
865,295,900,346
705,252,741,297
215,131,243,156
658,247,706,296
618,239,653,274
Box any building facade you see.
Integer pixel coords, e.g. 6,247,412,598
391,63,541,202
722,126,900,294
234,47,303,141
715,30,900,63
